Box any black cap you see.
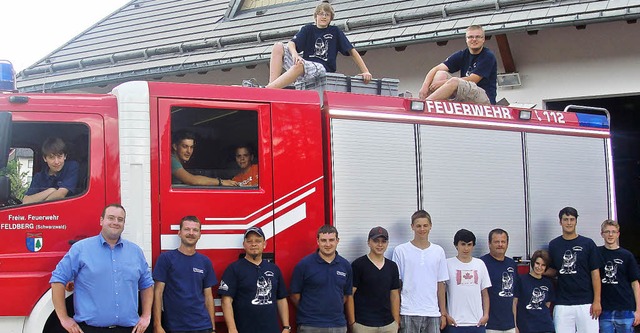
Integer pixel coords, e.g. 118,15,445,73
244,226,265,239
368,226,389,240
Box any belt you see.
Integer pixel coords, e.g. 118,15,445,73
78,322,134,332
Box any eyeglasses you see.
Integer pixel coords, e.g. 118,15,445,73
466,35,484,40
317,12,331,17
602,230,619,235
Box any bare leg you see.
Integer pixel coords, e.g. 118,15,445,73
266,63,304,89
268,43,285,84
427,77,460,101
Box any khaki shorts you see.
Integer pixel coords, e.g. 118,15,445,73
443,72,490,105
281,42,327,83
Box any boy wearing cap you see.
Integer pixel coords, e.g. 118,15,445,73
346,226,400,333
219,226,291,333
392,210,449,333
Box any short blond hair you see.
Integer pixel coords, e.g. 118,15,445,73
601,219,620,232
314,2,335,20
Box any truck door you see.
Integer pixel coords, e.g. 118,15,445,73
155,99,273,272
0,112,107,316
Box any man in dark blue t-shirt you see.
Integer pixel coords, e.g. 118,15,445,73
23,137,79,204
480,229,518,333
266,2,371,89
598,219,640,333
346,226,400,333
290,225,353,333
418,25,497,105
219,226,290,333
153,216,217,333
547,206,602,333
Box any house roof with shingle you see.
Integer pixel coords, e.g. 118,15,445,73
17,0,640,92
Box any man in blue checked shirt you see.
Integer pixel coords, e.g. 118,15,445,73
50,204,154,333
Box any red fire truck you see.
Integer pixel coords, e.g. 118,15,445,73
0,80,613,332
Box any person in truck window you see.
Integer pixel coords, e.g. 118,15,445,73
171,130,238,186
232,145,259,187
264,1,372,89
23,137,79,204
418,25,497,105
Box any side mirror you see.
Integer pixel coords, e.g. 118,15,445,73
0,112,12,168
0,175,9,204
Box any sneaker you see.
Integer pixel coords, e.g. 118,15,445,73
242,78,262,88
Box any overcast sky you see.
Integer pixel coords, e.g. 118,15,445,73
1,0,131,71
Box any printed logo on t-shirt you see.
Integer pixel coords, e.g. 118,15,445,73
456,269,479,285
602,259,623,284
219,280,229,291
559,246,583,275
336,270,347,277
252,272,274,305
193,267,204,274
526,285,549,310
310,34,333,62
499,267,515,297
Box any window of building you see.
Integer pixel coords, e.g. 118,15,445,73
226,0,304,18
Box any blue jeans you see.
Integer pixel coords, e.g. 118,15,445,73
599,310,634,333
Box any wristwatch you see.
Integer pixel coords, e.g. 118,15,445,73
217,177,222,186
283,326,292,331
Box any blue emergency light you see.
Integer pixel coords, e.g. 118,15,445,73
0,60,16,92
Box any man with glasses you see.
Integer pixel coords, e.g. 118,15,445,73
50,204,154,333
418,25,497,105
598,219,640,333
346,226,400,333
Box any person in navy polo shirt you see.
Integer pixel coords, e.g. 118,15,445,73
219,226,291,333
598,219,640,333
480,229,518,333
153,216,217,333
290,225,353,333
547,206,602,333
514,250,555,333
23,137,79,204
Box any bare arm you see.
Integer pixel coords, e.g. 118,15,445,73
390,288,400,325
438,281,451,329
52,282,83,333
590,268,602,319
290,293,301,308
513,298,519,333
348,49,372,84
134,286,153,333
345,288,356,326
173,168,238,186
23,188,57,204
153,282,166,333
221,295,238,333
419,63,449,99
632,280,640,326
277,297,290,330
478,288,490,327
204,287,216,332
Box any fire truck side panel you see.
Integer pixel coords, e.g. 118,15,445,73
330,119,419,261
270,98,326,280
526,133,612,252
420,125,527,258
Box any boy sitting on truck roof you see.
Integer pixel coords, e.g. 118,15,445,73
23,137,79,204
265,1,372,89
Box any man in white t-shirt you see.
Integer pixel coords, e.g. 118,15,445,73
445,229,492,333
392,210,449,333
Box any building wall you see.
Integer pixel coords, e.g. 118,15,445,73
77,20,640,109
